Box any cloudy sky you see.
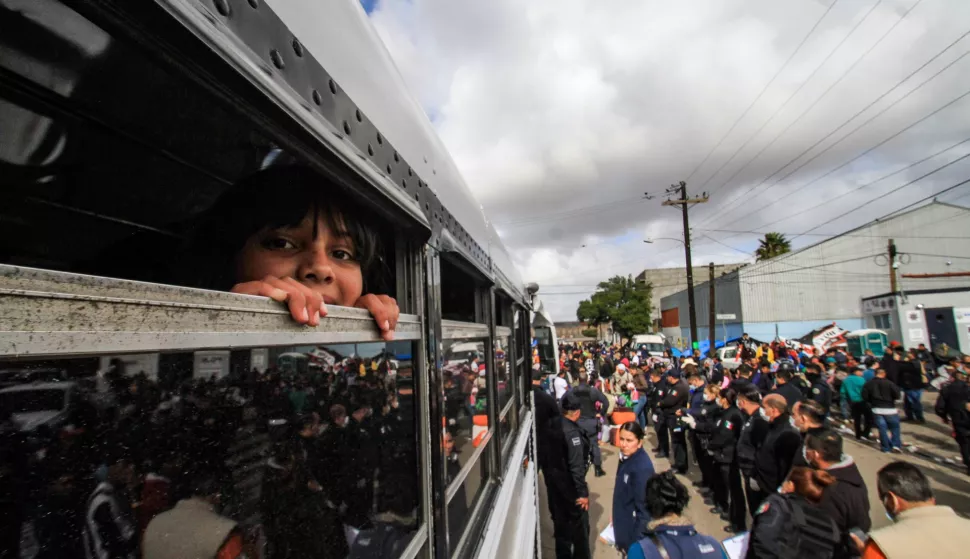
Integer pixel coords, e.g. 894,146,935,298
361,0,970,321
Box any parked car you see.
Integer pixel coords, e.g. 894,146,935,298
0,381,76,433
717,345,743,371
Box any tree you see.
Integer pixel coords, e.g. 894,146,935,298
576,275,652,339
755,232,792,261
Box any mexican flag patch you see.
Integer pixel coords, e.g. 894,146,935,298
755,501,770,515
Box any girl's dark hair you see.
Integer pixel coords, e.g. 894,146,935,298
718,387,738,407
787,466,836,504
619,421,645,441
645,470,690,518
180,165,384,292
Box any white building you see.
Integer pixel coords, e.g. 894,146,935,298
660,202,970,349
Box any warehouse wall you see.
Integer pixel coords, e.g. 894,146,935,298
740,203,970,324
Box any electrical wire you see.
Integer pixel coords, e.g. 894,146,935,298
681,0,842,184
692,0,926,223
701,135,970,239
697,0,886,195
698,23,970,229
792,170,970,241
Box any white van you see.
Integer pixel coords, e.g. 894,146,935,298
631,334,666,358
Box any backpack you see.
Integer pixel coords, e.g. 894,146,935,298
778,496,839,559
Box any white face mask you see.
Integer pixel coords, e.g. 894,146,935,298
703,394,715,402
759,409,770,421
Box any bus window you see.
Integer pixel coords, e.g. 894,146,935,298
0,340,420,558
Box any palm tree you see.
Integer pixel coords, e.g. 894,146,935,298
755,232,792,261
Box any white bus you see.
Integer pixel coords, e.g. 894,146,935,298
0,1,538,558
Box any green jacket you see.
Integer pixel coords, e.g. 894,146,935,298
840,375,866,403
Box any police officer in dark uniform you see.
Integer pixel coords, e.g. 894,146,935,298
660,370,690,474
551,392,593,559
804,364,833,419
735,384,769,513
771,362,804,413
935,367,970,475
570,372,610,477
647,367,668,456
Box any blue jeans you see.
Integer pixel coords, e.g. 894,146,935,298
873,413,902,452
903,389,924,422
633,394,648,428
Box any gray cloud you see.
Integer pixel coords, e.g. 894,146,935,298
369,0,970,320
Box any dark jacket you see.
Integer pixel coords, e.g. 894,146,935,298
818,455,871,559
629,521,725,559
533,387,564,471
572,382,610,419
772,382,804,412
753,371,774,395
729,377,753,394
879,355,900,386
754,413,801,493
807,376,833,413
660,380,690,428
612,448,655,551
861,377,900,411
561,417,591,499
936,378,970,435
737,410,769,477
702,406,744,464
897,361,923,391
746,493,838,559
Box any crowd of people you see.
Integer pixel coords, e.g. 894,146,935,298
0,348,419,559
538,337,970,559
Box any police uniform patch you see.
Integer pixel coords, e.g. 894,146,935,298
671,390,677,396
571,437,581,446
755,502,770,515
701,409,708,415
725,421,733,430
813,387,820,394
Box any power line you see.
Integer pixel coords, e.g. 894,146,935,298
708,134,970,238
791,160,970,242
693,0,926,221
697,0,886,195
699,24,970,229
681,0,841,184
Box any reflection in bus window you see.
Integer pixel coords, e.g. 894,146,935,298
441,339,489,471
495,337,511,413
0,341,419,559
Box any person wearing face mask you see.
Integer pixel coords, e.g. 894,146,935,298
746,466,840,559
686,388,746,534
143,474,245,559
770,363,804,412
659,370,691,474
791,400,827,468
735,386,769,513
647,368,669,456
752,394,801,500
802,429,870,559
612,422,655,555
854,461,970,559
684,374,713,490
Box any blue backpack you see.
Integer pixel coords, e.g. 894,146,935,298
635,526,727,559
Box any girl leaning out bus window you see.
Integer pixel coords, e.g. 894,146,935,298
180,162,400,336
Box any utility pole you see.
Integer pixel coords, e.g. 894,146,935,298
662,181,709,350
888,239,898,293
708,262,716,359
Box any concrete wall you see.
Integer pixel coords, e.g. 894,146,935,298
740,202,970,324
637,263,745,323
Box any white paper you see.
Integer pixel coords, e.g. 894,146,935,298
598,523,616,546
722,532,750,559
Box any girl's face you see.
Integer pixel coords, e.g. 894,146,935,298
618,429,642,457
236,212,363,306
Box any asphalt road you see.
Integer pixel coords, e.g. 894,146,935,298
539,402,970,559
